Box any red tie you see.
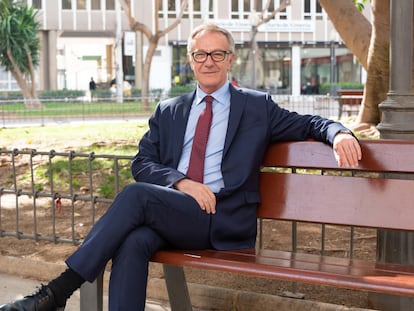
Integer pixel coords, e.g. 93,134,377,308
186,95,214,183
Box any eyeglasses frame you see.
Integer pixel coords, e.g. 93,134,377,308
190,50,233,63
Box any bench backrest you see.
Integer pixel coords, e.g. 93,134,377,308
337,89,364,97
258,139,414,231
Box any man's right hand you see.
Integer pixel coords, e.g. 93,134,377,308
174,178,216,214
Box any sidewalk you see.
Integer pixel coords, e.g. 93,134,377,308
0,273,171,311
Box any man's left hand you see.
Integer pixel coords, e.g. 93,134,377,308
333,132,362,168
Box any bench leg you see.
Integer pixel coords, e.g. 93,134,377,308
163,264,193,311
80,270,104,311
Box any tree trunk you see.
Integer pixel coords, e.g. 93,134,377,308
355,0,390,126
320,0,392,127
7,48,41,108
319,0,371,69
141,38,159,111
120,0,188,110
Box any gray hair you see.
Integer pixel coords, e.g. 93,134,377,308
187,23,235,53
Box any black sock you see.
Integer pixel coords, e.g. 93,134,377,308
47,267,85,307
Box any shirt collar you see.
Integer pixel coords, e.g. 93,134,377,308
195,82,231,106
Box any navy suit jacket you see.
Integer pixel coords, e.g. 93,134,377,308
131,84,347,250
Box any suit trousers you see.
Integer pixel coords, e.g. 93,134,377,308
65,182,212,310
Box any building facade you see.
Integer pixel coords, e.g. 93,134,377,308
0,0,369,95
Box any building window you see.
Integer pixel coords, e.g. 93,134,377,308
231,0,238,18
32,0,42,9
232,45,291,93
274,0,288,20
260,0,288,20
192,0,201,18
62,0,71,10
106,0,115,10
300,46,360,94
304,0,322,20
77,0,86,9
171,45,194,86
91,0,101,10
158,0,177,18
190,0,213,19
159,0,212,19
231,0,252,19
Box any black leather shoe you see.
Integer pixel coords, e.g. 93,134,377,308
0,285,65,311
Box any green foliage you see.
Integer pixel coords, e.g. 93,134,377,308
0,90,86,100
319,82,364,95
38,90,85,99
0,0,40,73
168,84,196,97
23,152,134,199
353,0,368,12
0,91,24,100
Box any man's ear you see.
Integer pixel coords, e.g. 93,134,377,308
187,54,195,70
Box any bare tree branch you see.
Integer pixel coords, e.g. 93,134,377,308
258,0,291,27
117,0,188,109
118,0,188,40
160,0,188,37
118,0,152,39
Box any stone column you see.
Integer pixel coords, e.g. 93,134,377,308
373,1,414,310
48,30,58,90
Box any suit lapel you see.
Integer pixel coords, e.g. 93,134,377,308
172,91,195,166
171,87,246,165
223,86,247,158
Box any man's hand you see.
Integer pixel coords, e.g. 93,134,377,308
333,132,362,168
174,178,216,214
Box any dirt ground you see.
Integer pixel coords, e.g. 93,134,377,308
0,129,378,309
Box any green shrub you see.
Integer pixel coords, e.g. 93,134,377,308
39,90,86,99
168,84,196,97
0,91,24,100
319,82,364,95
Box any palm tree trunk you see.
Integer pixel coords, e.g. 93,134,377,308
7,48,41,108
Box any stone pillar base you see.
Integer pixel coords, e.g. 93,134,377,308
377,93,414,139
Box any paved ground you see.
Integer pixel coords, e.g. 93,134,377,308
0,273,171,311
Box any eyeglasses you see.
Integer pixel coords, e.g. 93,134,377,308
190,50,232,63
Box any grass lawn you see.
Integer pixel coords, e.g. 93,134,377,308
0,120,149,155
1,101,156,117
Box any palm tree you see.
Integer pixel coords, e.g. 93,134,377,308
0,0,41,108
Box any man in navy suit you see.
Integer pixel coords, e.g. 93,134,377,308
0,23,361,311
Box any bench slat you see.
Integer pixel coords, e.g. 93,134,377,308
258,172,414,231
152,249,414,297
263,139,414,173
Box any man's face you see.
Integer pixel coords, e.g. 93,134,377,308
187,30,235,94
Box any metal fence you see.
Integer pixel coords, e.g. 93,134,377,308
0,149,133,244
0,95,361,128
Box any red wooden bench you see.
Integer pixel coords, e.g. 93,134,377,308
80,139,414,310
337,89,363,119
